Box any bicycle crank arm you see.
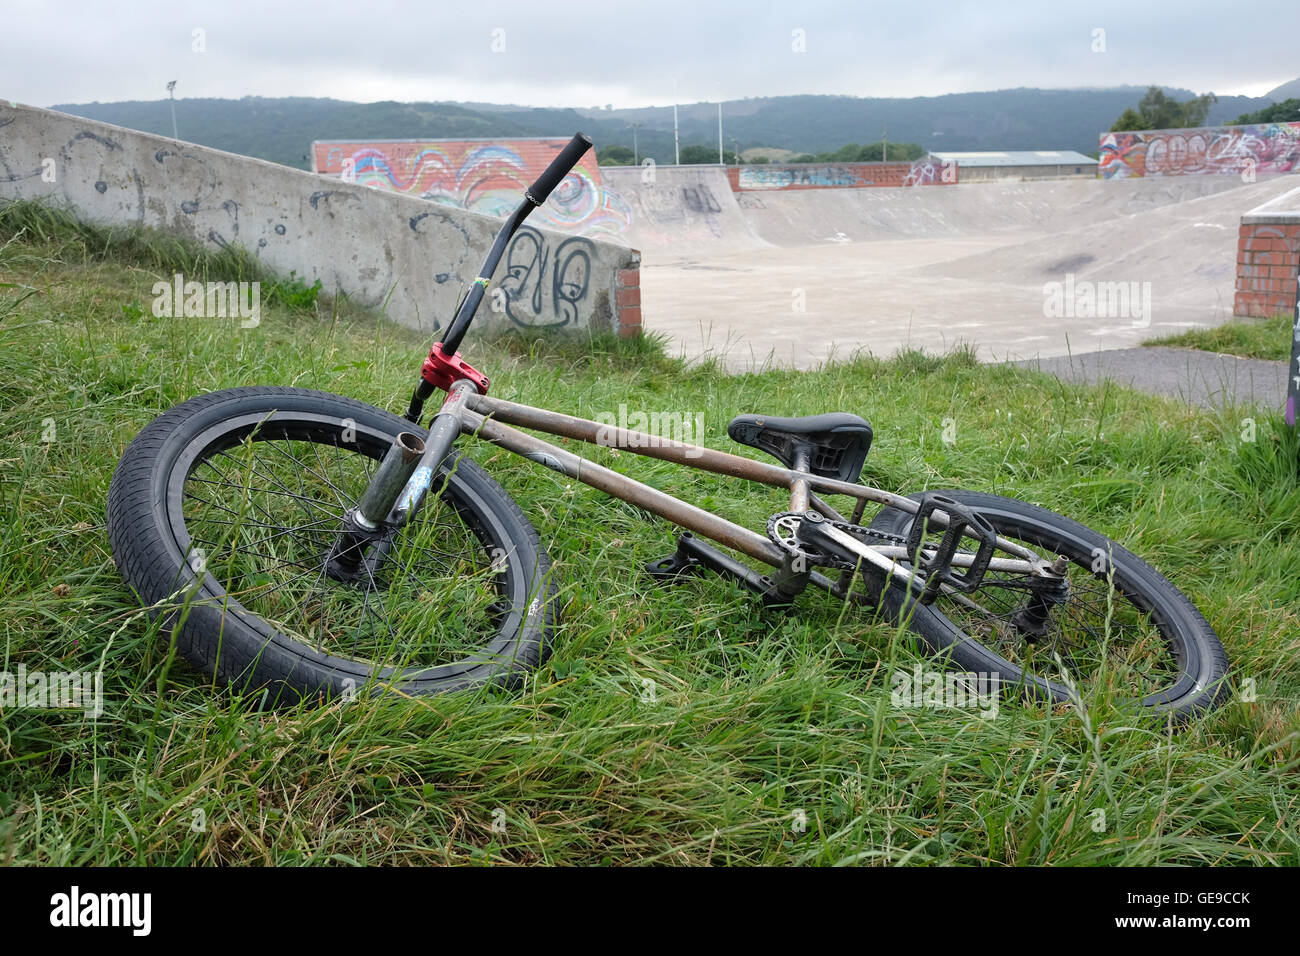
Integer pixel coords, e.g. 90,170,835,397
796,510,1050,580
857,545,1041,574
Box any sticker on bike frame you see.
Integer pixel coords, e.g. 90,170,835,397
522,450,565,472
475,277,490,288
396,465,434,514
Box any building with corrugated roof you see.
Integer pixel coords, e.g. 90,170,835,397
929,150,1097,182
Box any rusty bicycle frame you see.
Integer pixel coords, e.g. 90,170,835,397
426,382,1058,603
335,132,1062,607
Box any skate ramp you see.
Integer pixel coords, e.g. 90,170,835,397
601,166,1257,255
600,165,768,257
735,175,1255,247
624,173,1299,370
919,177,1300,319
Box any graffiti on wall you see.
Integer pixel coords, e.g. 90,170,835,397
738,164,869,189
314,138,631,235
2,103,642,341
681,184,722,213
902,156,954,186
734,157,953,190
1234,222,1300,318
1099,123,1300,179
498,226,595,329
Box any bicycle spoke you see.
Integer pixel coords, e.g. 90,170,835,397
181,432,505,672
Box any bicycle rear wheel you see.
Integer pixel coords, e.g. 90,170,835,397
107,386,557,703
868,490,1229,722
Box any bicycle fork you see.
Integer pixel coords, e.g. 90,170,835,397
325,379,478,581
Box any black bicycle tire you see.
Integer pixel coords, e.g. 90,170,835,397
106,386,557,703
868,489,1230,721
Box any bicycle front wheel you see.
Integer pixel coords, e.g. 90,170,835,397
107,386,557,703
868,490,1229,722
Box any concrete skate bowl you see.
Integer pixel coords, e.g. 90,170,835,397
914,178,1299,320
735,175,1259,246
601,170,1300,370
601,165,769,257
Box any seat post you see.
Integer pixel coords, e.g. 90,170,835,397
789,446,811,513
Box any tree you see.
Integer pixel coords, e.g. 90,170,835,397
1181,92,1217,127
786,140,924,163
1109,86,1218,132
1110,108,1146,132
679,145,737,164
1233,98,1300,125
596,144,634,166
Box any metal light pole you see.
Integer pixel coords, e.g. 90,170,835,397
166,81,178,140
881,121,887,163
671,78,680,165
717,102,723,165
673,102,680,165
629,122,642,165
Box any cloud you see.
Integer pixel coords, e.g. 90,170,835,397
5,0,1297,108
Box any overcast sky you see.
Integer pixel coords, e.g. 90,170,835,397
3,0,1297,109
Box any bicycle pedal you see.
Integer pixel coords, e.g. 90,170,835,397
905,493,997,604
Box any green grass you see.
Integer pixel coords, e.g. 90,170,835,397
1143,313,1294,361
2,202,1299,865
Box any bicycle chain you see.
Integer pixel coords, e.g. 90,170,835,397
765,511,907,571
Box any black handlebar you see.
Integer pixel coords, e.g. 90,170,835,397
526,132,593,205
404,132,595,420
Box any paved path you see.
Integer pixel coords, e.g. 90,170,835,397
1012,346,1289,410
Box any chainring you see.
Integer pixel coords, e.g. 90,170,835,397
765,511,905,570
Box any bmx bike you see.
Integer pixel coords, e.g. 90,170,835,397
107,133,1230,722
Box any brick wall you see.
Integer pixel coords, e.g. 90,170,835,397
1234,221,1300,318
615,267,641,337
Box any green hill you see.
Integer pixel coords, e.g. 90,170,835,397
50,84,1289,170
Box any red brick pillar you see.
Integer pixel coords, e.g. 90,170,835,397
615,266,641,338
1235,220,1300,318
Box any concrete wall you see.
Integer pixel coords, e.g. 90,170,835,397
1235,185,1300,317
0,102,641,337
1100,123,1300,180
724,156,956,190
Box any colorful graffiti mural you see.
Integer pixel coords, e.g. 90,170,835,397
313,138,631,235
738,164,868,189
1099,123,1300,179
730,156,954,190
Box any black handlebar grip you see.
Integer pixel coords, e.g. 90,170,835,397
525,133,593,206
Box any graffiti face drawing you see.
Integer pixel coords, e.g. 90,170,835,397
499,226,593,329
